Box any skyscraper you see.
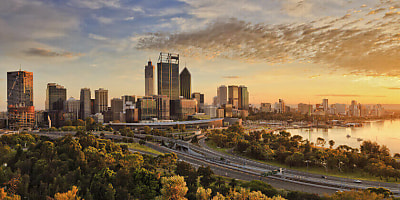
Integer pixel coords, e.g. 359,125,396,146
228,85,239,109
95,88,108,113
217,85,227,107
322,99,328,112
80,88,91,119
238,86,249,110
157,52,179,100
46,83,66,111
180,67,191,99
65,97,80,120
46,83,67,127
111,98,124,122
145,60,155,96
7,70,34,130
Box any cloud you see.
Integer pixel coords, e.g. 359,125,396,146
386,87,400,90
222,75,240,79
124,16,135,21
89,33,108,41
68,0,120,9
24,48,82,58
95,16,113,24
137,0,400,77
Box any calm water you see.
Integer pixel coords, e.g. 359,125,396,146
285,119,400,154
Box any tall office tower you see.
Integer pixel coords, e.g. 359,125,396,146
80,88,91,120
155,95,170,120
7,70,34,130
180,67,191,99
238,86,249,110
157,52,179,100
65,97,80,120
145,60,155,96
217,85,227,107
94,88,108,113
228,85,239,109
46,83,66,111
111,98,124,122
45,83,67,127
322,99,328,112
136,96,157,120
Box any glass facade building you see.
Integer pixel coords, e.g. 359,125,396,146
157,52,179,100
80,88,91,120
238,86,249,110
180,67,191,99
137,97,157,120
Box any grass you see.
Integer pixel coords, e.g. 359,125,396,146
205,140,232,154
205,140,400,183
119,142,163,155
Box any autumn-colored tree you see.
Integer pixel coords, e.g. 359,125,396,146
159,176,188,200
326,190,385,200
196,187,211,200
0,187,21,200
53,186,81,200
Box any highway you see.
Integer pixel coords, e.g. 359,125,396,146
32,131,400,196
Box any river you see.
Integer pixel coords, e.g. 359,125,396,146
285,119,400,154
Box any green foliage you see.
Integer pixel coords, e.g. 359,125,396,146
0,133,179,200
208,124,400,180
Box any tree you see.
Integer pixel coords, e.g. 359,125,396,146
196,187,211,200
327,190,385,200
144,126,151,134
316,137,326,148
197,166,215,188
329,140,335,149
53,186,81,200
160,176,188,200
0,187,21,200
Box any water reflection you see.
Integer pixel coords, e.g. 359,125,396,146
286,119,400,154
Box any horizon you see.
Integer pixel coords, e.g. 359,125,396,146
2,0,400,110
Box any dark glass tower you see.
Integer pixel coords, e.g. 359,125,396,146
157,52,179,100
180,67,191,99
46,83,67,111
238,86,249,110
80,88,91,120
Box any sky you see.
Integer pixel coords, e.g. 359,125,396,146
1,0,400,111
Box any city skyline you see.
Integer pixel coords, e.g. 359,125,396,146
2,0,400,111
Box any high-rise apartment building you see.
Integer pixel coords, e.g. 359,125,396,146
7,70,34,130
157,52,179,100
80,88,91,120
145,60,155,96
238,86,249,110
95,88,108,113
217,85,227,107
46,83,67,111
228,85,239,109
180,67,191,99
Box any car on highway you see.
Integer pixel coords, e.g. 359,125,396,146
321,175,327,179
353,180,362,184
